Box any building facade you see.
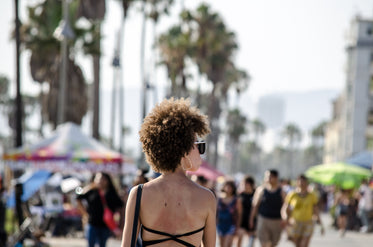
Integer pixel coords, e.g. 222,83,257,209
324,17,373,163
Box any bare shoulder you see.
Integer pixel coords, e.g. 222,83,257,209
191,184,216,213
194,183,216,198
252,185,265,204
127,184,140,201
201,186,216,203
255,185,265,195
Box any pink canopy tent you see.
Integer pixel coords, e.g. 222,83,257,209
2,122,129,173
188,160,225,181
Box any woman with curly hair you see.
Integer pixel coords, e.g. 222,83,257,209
121,98,217,247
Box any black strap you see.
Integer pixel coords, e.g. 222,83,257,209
142,225,204,247
131,184,143,247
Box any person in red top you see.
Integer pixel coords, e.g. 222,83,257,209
77,172,123,247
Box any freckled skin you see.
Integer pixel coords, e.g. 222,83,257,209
139,175,214,238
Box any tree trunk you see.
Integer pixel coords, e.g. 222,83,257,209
118,19,126,154
140,0,147,121
14,0,23,147
152,20,158,104
207,86,220,168
110,64,118,148
138,0,147,168
92,24,101,140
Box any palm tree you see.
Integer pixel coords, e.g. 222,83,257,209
303,145,322,167
251,118,266,145
226,108,247,174
311,121,327,147
1,74,40,148
14,0,23,147
282,123,302,148
242,140,261,175
21,0,90,129
281,123,302,178
157,25,191,97
156,4,249,166
249,118,266,173
0,75,11,149
182,4,249,166
147,0,174,101
111,0,136,152
303,121,327,167
0,75,10,108
270,145,288,174
219,62,250,103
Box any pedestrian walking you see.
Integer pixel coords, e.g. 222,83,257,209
217,180,238,247
280,179,293,195
0,176,7,246
357,179,373,233
121,98,216,247
249,169,285,247
236,175,256,247
282,174,323,247
77,172,124,247
334,189,352,237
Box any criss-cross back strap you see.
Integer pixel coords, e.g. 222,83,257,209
142,225,205,247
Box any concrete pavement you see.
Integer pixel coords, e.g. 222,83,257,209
41,214,373,247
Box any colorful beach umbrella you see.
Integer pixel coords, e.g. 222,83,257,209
305,162,372,189
2,122,127,173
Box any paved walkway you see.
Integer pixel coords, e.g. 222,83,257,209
40,214,373,247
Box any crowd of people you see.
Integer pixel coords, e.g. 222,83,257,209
4,98,373,247
80,98,373,247
330,178,373,236
211,170,323,247
67,167,373,247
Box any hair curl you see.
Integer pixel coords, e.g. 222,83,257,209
139,98,210,172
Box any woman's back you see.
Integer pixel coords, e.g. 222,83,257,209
139,175,215,246
121,98,216,247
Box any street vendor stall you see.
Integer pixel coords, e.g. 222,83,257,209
1,122,134,242
2,122,129,173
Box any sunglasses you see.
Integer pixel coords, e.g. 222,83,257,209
194,141,206,155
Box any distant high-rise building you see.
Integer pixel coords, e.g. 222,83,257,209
257,95,285,129
324,16,373,163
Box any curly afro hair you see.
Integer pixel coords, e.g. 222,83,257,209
139,98,210,172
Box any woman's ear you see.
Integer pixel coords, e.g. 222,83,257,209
181,156,193,170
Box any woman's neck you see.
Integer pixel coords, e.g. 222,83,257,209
224,193,234,199
161,166,188,179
